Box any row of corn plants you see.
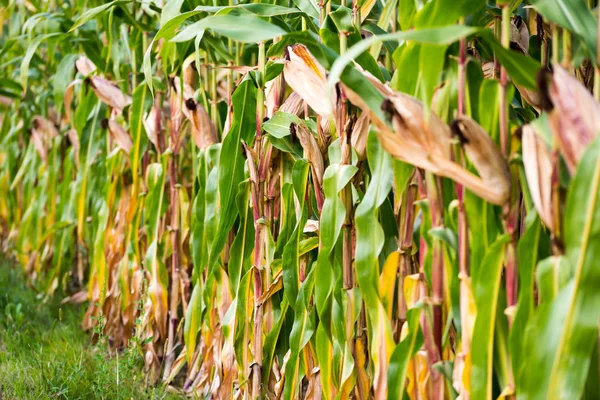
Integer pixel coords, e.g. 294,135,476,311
2,0,600,398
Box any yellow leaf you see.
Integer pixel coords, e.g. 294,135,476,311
380,251,400,319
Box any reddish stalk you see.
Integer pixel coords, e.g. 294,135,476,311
250,41,267,398
396,175,417,337
455,36,472,400
418,171,444,400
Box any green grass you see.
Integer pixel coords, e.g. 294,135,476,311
0,257,181,399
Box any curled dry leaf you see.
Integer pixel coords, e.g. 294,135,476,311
283,44,336,121
105,119,133,154
88,76,132,111
521,124,554,230
75,56,97,76
291,122,324,190
543,65,600,173
257,270,283,307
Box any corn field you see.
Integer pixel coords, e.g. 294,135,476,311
2,0,600,398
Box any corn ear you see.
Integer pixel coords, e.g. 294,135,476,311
522,124,554,230
544,65,600,173
283,44,336,121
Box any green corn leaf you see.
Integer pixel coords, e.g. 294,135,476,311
129,84,149,192
184,283,203,366
282,160,309,308
70,1,128,31
387,307,424,400
228,180,255,295
470,234,510,399
208,76,257,275
171,14,287,44
479,30,540,90
532,0,598,63
509,215,542,389
194,4,303,17
521,138,600,399
20,33,63,91
284,267,316,400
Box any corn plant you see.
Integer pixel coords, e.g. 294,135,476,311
2,0,600,398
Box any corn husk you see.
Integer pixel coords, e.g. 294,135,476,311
75,56,97,76
344,74,510,205
279,92,304,117
88,76,132,111
283,44,336,121
185,98,217,150
265,77,283,118
482,61,495,80
546,65,600,173
31,116,59,162
291,122,324,190
33,115,59,139
171,78,217,149
106,119,133,154
352,112,370,161
143,107,159,149
521,124,554,230
514,82,542,112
